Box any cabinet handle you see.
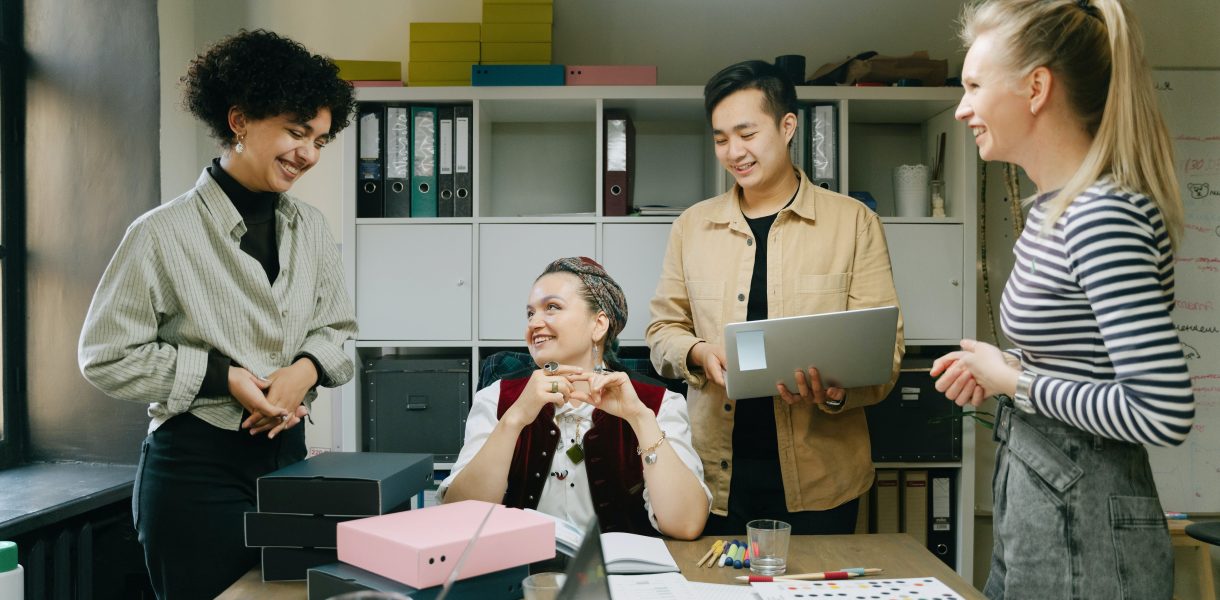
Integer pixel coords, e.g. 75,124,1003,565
457,279,466,286
951,279,960,287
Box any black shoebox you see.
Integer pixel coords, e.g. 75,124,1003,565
244,513,366,549
307,561,527,600
865,359,963,462
262,547,338,582
257,451,433,516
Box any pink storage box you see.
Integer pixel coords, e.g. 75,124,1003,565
565,65,657,86
336,500,554,589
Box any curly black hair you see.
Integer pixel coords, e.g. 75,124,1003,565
181,29,356,147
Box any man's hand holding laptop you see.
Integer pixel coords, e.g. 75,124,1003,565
689,340,845,408
775,367,845,408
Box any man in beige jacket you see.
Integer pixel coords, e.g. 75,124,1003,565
647,60,903,535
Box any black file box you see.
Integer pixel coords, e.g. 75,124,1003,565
256,451,433,516
262,547,337,582
362,356,471,462
865,364,962,462
307,562,527,600
244,513,358,549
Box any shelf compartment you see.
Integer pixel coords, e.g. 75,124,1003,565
479,98,598,218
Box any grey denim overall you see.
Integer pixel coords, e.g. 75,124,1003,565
985,398,1173,599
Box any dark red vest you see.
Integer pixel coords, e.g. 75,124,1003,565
497,376,665,535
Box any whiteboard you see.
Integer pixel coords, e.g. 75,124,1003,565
1147,70,1220,514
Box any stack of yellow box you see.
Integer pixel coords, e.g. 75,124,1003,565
332,60,403,87
408,22,481,86
481,0,553,65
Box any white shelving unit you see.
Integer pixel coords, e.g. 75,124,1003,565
333,85,977,580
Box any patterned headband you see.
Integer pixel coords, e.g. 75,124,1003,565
541,256,628,344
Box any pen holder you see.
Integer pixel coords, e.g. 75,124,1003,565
930,179,946,217
893,164,930,217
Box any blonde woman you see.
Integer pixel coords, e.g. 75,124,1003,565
930,0,1193,597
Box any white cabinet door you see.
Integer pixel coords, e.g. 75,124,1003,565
884,223,964,342
602,224,672,343
356,224,473,340
479,224,596,340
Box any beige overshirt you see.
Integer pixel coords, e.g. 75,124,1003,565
646,171,903,514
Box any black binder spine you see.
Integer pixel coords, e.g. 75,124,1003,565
807,102,840,191
927,468,957,568
453,104,473,217
355,104,384,218
383,103,411,217
437,106,455,217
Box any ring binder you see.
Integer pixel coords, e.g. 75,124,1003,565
356,106,384,218
603,109,634,216
808,102,840,191
438,106,455,217
384,104,411,217
410,106,439,217
454,104,473,217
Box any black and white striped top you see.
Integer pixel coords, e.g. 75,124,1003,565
1001,179,1194,447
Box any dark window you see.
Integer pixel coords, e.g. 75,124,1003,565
0,0,24,468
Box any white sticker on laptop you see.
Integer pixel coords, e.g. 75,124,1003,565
735,329,767,371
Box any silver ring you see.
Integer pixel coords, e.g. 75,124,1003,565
550,381,559,394
279,414,289,421
543,361,559,374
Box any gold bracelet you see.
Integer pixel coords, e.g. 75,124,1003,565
637,430,667,465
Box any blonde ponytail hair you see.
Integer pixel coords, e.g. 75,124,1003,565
961,0,1183,250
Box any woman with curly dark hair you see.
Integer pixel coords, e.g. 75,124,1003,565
77,29,358,599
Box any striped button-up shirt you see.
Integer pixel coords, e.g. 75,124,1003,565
79,169,357,432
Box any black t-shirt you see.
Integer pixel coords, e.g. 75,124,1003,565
732,192,797,460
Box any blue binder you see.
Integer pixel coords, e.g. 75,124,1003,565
472,64,564,86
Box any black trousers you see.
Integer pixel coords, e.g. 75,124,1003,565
702,457,860,537
133,412,305,600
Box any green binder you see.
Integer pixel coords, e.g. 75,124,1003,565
410,106,438,217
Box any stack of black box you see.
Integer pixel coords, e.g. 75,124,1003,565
245,451,434,581
307,562,528,600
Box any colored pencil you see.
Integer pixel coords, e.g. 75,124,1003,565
736,568,883,583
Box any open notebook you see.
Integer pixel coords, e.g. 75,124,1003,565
527,509,679,574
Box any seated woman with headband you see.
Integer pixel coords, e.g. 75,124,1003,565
438,257,710,539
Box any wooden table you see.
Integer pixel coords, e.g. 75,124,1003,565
1169,519,1217,600
220,533,984,599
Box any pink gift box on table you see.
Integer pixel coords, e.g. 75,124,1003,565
336,500,554,589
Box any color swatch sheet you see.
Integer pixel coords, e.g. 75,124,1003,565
752,578,963,600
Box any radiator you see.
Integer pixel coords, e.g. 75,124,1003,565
16,501,152,600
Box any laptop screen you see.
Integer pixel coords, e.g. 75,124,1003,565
557,517,611,600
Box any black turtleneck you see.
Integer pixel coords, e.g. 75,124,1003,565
208,158,280,284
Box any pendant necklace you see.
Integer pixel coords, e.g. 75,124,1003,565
556,409,588,465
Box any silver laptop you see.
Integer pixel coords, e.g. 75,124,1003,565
723,306,898,400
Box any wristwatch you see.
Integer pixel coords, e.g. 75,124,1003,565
1013,370,1038,414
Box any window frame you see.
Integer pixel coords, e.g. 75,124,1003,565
0,0,26,469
